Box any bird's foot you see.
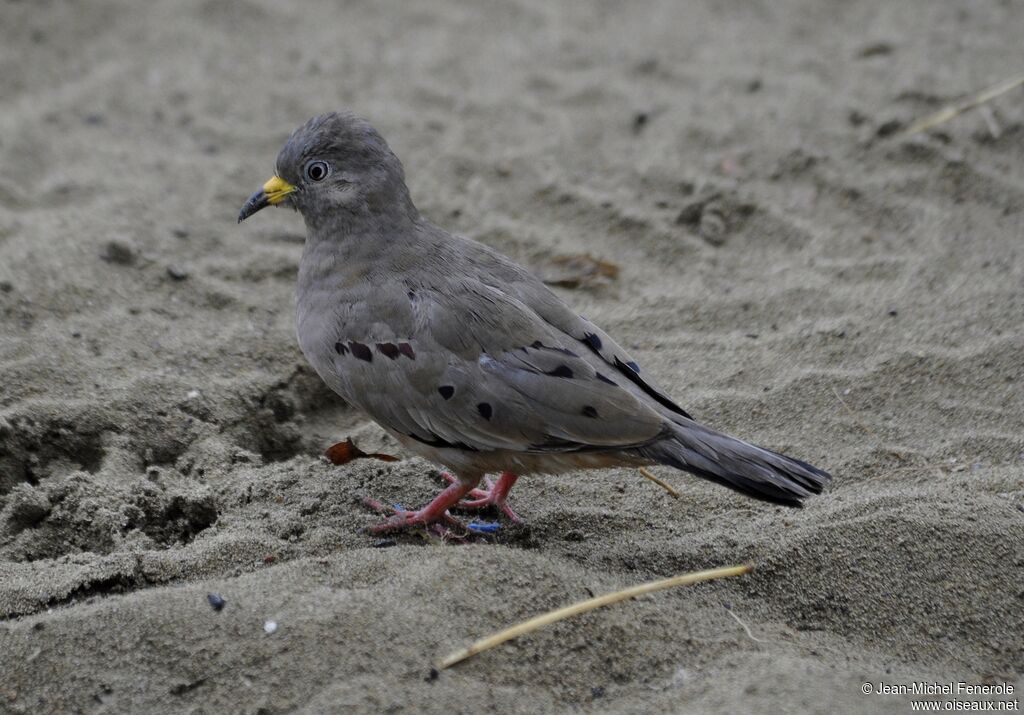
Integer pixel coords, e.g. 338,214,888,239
441,471,523,524
361,479,503,540
362,497,469,539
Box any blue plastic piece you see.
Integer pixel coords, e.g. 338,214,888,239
467,520,501,534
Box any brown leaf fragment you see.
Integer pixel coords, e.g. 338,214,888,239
537,253,620,289
324,438,400,465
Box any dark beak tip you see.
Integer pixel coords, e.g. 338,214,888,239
238,189,271,224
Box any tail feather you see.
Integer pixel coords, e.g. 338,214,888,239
638,425,831,506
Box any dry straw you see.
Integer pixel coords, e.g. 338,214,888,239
901,73,1024,136
438,563,752,669
637,466,681,498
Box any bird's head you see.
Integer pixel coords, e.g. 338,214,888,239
238,112,416,227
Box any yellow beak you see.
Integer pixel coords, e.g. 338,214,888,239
238,175,297,223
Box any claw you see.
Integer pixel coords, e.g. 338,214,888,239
361,472,523,540
441,471,523,523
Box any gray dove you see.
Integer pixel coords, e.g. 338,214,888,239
238,112,830,535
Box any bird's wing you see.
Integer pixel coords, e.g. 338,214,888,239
455,235,697,423
327,277,668,455
503,276,697,422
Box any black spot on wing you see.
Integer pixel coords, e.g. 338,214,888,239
582,332,603,352
438,385,454,400
350,342,372,362
581,405,599,418
546,365,574,379
595,371,617,386
398,342,415,360
613,357,693,420
334,342,349,355
377,342,400,359
477,403,493,420
626,361,640,373
528,340,578,357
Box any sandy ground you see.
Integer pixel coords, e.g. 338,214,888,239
1,0,1023,712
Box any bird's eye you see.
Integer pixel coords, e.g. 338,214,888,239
304,160,330,182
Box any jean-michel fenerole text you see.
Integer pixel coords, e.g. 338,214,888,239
872,682,1015,697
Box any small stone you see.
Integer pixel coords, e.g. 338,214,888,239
166,265,189,281
676,200,704,226
848,109,868,126
206,593,226,611
263,620,278,635
857,41,894,58
699,208,727,246
875,119,903,138
101,240,136,265
632,112,649,134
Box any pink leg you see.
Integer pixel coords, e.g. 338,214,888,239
363,479,479,536
442,471,523,523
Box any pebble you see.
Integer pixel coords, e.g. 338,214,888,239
207,593,226,612
263,620,278,635
101,240,136,265
166,265,189,281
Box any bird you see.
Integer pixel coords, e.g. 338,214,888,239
238,112,830,536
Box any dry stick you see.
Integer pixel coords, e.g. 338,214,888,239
438,564,751,670
725,607,766,644
637,466,681,499
901,73,1024,137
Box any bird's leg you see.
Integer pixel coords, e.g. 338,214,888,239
363,479,479,536
441,471,523,523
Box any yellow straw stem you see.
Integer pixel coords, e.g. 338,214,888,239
438,563,752,669
901,73,1024,137
637,467,681,498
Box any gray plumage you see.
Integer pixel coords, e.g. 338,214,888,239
239,112,829,520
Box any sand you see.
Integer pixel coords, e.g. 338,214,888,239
1,0,1022,712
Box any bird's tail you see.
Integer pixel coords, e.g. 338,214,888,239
638,423,830,506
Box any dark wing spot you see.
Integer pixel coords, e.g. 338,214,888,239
546,365,574,379
582,332,603,352
349,342,372,362
595,372,617,386
376,342,400,359
334,342,349,355
477,403,492,420
581,405,599,418
626,361,640,373
527,340,578,357
398,342,415,360
438,385,455,400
